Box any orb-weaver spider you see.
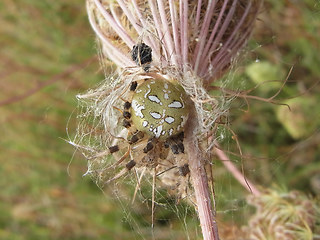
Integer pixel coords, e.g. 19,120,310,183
103,43,191,197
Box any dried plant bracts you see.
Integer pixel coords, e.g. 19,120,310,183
87,0,261,84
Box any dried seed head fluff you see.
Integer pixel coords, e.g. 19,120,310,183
73,0,261,201
242,189,320,240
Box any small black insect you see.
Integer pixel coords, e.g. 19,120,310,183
131,43,152,71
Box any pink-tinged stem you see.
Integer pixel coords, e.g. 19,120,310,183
199,0,237,77
149,0,170,63
87,2,132,67
201,0,229,65
195,0,202,27
109,5,125,32
211,2,261,82
185,109,220,240
211,3,260,81
180,0,188,69
117,0,141,33
193,0,217,75
210,1,252,68
214,147,261,196
157,0,177,65
92,0,134,48
212,28,250,78
169,0,181,67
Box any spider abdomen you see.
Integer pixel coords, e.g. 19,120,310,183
130,78,189,139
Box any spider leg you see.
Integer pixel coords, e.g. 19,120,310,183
151,168,156,228
164,131,185,154
178,163,190,176
107,130,149,182
108,145,119,153
131,167,147,204
128,130,144,144
106,168,128,183
143,137,156,153
105,147,130,170
125,159,136,170
87,139,123,160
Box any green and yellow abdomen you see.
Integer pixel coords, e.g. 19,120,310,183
130,78,189,139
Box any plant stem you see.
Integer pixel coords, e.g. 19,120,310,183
214,146,261,196
185,108,220,240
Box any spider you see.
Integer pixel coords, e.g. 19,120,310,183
104,43,191,196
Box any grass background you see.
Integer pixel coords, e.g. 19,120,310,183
0,0,319,239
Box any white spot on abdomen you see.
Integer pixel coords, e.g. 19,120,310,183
153,125,163,138
169,128,173,136
144,87,151,98
142,120,148,127
148,95,161,104
150,112,161,119
168,101,183,108
132,99,145,118
177,115,188,131
164,116,175,124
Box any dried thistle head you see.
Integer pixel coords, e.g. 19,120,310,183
87,0,261,84
242,189,320,240
72,0,262,200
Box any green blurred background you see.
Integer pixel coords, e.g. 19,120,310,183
0,0,319,239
